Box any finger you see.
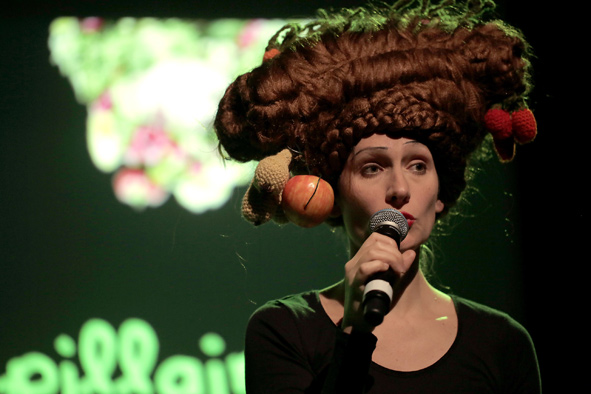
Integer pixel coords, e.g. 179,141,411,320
363,246,405,274
366,232,400,251
400,249,417,274
345,259,388,286
355,260,389,284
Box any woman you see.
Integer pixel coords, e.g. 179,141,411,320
214,0,541,392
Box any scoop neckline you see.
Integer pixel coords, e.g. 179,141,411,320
313,290,462,375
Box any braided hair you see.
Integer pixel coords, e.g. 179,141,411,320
214,0,533,221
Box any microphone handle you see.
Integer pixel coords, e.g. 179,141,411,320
362,269,397,326
362,224,402,326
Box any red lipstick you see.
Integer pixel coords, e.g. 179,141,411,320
400,211,415,227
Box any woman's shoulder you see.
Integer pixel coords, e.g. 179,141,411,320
454,296,523,325
452,295,534,348
254,289,320,310
450,296,541,391
246,290,337,351
248,290,327,326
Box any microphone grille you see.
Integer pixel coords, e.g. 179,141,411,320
369,209,409,240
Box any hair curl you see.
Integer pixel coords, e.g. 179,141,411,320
214,0,533,220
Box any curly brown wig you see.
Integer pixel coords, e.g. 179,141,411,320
214,0,533,221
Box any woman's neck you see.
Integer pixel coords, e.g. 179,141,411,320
385,270,448,319
320,248,450,324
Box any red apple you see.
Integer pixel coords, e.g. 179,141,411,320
281,175,335,228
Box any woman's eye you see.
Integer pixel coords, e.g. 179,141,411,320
410,162,427,174
361,164,381,176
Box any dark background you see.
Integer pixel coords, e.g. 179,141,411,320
1,0,581,392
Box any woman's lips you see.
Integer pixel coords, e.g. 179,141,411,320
400,211,415,227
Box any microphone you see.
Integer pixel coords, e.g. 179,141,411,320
362,209,409,326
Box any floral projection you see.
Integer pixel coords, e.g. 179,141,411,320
49,17,289,213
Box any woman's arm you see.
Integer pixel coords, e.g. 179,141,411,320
244,300,377,394
245,303,316,393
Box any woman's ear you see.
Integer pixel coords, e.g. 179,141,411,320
436,199,444,214
330,191,342,218
330,202,342,218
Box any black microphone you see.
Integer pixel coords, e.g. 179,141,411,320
362,209,409,326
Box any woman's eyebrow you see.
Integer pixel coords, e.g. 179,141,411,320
403,140,426,147
354,146,388,156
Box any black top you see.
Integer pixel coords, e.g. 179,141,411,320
245,290,541,393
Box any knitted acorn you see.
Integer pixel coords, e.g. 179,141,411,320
241,149,292,225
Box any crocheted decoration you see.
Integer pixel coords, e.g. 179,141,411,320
484,108,513,140
241,149,292,225
485,107,537,162
512,109,537,144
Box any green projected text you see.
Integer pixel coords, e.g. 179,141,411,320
0,318,245,394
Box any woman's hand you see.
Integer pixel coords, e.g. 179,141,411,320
341,232,417,333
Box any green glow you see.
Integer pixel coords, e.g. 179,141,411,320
205,359,228,394
59,360,80,394
0,318,245,394
154,355,205,394
224,353,245,394
54,335,76,358
199,333,225,358
78,318,118,393
117,318,159,394
3,353,59,394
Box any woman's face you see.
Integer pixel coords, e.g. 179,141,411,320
336,134,444,254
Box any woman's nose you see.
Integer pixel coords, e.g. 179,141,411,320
386,169,410,207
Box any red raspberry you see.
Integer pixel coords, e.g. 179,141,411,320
484,108,512,140
511,109,537,144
